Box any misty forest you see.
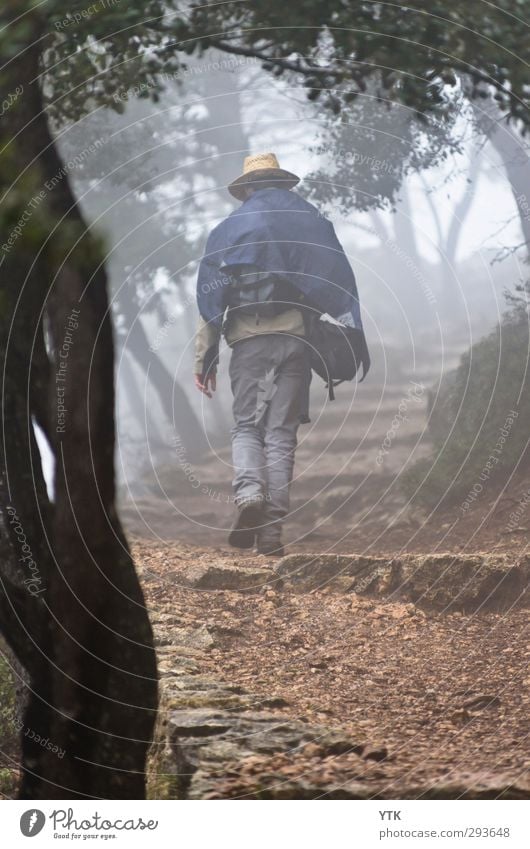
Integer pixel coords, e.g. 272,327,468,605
0,0,529,800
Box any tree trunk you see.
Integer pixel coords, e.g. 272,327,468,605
118,349,170,468
488,123,530,259
470,95,530,260
115,287,209,461
125,312,209,461
444,149,482,267
0,14,157,799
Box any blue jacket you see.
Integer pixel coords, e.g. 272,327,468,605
197,188,362,329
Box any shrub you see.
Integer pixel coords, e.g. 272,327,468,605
0,652,17,749
402,313,530,509
0,767,16,797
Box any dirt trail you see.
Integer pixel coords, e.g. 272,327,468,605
119,347,436,545
121,345,530,558
125,352,529,798
138,541,530,799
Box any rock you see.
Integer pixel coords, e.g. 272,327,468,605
151,613,182,627
180,562,276,591
326,576,356,593
170,625,216,651
153,637,207,658
155,654,199,675
165,676,243,695
276,554,390,592
148,698,367,800
166,709,235,738
396,554,519,612
315,731,365,757
166,692,250,711
276,552,530,612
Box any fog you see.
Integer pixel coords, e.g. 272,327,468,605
45,52,527,546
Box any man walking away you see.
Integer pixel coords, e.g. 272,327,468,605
194,153,364,556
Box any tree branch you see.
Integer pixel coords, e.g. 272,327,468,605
491,241,529,264
206,37,342,78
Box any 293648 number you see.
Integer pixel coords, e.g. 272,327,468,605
467,827,510,838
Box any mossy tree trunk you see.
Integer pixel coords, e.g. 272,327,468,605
0,14,157,799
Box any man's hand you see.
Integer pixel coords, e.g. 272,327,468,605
194,372,217,398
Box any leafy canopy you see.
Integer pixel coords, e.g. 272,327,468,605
181,1,530,128
1,1,527,127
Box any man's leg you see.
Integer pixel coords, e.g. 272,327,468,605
229,336,270,503
228,337,269,547
257,336,306,553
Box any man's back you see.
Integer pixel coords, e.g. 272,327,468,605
193,154,365,556
197,187,361,332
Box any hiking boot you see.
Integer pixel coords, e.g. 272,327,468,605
256,541,285,558
228,498,263,549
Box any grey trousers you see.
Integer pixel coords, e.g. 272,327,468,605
229,334,307,544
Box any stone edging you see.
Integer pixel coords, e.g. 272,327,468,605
146,552,529,799
180,552,529,612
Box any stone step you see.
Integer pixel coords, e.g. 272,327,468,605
176,552,530,613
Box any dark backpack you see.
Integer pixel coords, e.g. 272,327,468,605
308,317,370,400
224,267,299,322
224,266,370,399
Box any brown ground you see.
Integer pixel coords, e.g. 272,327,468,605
3,360,529,797
121,363,530,796
119,371,530,561
134,538,530,798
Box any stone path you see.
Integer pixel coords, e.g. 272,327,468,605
143,547,530,799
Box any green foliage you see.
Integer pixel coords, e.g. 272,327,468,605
0,649,17,796
3,1,527,129
305,86,463,211
182,0,530,129
1,1,526,246
0,654,17,749
0,768,16,797
402,311,530,509
1,1,184,122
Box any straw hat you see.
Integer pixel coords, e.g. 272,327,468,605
228,152,300,200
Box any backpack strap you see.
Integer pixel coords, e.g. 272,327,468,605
326,379,345,402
